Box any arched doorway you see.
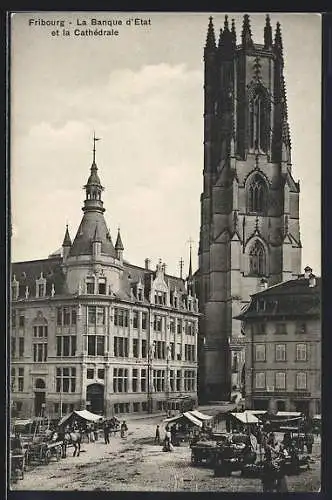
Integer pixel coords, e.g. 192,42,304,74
86,383,104,415
34,378,46,416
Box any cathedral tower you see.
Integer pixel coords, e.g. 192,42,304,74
197,15,302,402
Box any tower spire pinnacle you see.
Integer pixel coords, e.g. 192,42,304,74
205,16,216,49
241,14,253,48
264,14,273,49
274,21,283,58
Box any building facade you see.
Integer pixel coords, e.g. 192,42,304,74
236,267,321,417
10,151,199,419
197,15,302,402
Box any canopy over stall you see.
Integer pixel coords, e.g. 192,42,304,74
231,411,260,424
164,411,203,428
275,411,302,418
58,410,103,428
187,410,213,421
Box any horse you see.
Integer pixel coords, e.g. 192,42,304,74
56,429,83,457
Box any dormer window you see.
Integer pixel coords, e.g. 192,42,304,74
36,273,46,298
86,277,95,294
98,277,106,295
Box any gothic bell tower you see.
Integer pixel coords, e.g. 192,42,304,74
197,14,302,402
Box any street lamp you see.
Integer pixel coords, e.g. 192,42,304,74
147,341,155,414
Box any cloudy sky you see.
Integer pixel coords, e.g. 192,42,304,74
10,12,321,277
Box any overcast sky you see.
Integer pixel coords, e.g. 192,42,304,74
10,12,321,277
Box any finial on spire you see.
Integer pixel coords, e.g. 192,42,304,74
241,14,253,48
264,14,273,49
218,27,223,48
231,18,236,43
205,16,216,49
224,15,229,31
92,131,101,165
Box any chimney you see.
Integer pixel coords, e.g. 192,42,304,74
145,258,150,270
304,266,312,279
308,273,317,288
259,277,268,291
162,263,167,274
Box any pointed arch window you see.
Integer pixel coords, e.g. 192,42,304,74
249,240,266,276
249,88,269,153
247,174,267,214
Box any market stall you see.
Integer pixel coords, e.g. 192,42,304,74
58,410,104,429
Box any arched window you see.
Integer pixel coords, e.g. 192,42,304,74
247,174,267,214
249,240,266,276
249,88,269,153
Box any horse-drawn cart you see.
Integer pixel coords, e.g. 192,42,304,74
191,441,218,465
25,438,63,466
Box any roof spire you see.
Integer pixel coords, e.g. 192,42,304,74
241,14,253,48
274,21,283,58
62,224,72,247
231,18,236,45
205,16,216,49
92,131,101,165
188,238,193,279
115,227,124,251
218,27,223,48
224,14,229,32
264,14,273,49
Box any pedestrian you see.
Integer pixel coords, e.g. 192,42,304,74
120,420,128,438
93,423,99,441
305,432,314,454
104,421,110,444
155,425,161,444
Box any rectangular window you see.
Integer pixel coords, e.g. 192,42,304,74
33,343,48,362
296,372,307,390
252,323,266,335
19,338,24,357
176,343,182,361
88,306,96,325
87,368,94,379
113,368,128,393
63,308,71,325
296,343,307,361
153,369,165,392
86,280,94,294
296,322,307,334
96,307,106,326
114,308,129,327
170,370,175,391
170,319,175,333
275,372,286,389
133,311,138,329
114,337,128,357
153,315,162,332
97,369,104,379
63,336,70,356
141,339,147,358
177,320,182,334
11,337,16,357
275,323,287,334
96,336,105,355
71,336,76,356
38,283,44,297
133,339,139,358
141,312,147,330
275,344,286,361
56,367,76,393
141,369,147,392
98,279,106,295
170,342,175,360
133,402,140,412
57,308,62,326
132,368,138,392
71,309,77,325
255,344,266,361
12,310,16,328
176,370,181,391
255,372,266,389
19,316,25,328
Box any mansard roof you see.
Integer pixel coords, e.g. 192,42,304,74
235,276,321,320
69,211,117,257
12,256,67,298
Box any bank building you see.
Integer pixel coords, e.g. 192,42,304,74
10,143,199,418
197,15,302,402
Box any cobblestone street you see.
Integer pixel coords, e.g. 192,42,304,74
11,413,321,492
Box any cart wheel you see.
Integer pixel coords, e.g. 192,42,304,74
44,450,51,465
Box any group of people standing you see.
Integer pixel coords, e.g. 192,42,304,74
103,419,128,444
